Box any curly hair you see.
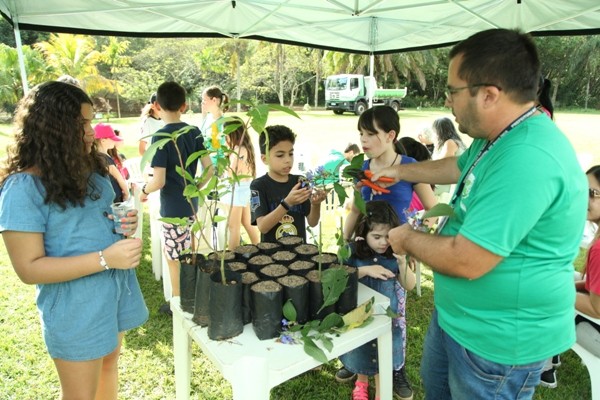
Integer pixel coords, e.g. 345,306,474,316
1,81,106,209
353,201,400,259
225,116,256,178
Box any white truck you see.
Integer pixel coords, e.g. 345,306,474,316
325,74,407,115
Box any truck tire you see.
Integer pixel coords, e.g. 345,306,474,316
333,110,344,115
391,101,401,112
354,101,367,116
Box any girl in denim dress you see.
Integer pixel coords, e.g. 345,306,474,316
340,201,415,400
0,81,148,399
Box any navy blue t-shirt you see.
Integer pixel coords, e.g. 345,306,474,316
151,122,206,218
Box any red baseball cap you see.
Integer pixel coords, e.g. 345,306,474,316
94,123,123,141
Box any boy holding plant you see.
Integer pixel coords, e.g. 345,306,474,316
140,81,213,315
250,125,327,242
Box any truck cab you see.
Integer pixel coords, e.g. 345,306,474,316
325,74,406,116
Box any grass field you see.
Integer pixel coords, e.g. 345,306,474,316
0,109,597,399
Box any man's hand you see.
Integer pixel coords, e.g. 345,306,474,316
387,224,414,255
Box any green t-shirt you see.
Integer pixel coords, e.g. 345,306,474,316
436,114,587,364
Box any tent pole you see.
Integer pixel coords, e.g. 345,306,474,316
369,53,374,109
13,20,29,96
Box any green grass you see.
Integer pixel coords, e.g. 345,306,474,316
0,111,596,399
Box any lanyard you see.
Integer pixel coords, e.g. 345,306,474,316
449,106,537,206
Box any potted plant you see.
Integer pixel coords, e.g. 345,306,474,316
141,100,299,340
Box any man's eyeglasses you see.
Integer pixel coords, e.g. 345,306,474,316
445,83,502,101
589,188,600,199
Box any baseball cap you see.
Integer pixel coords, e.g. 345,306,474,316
148,92,157,104
94,123,123,141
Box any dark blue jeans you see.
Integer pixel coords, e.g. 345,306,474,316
421,310,546,400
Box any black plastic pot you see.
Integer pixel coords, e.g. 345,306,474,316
271,250,297,266
208,270,244,340
251,280,283,340
256,241,282,255
311,252,338,270
332,264,358,315
248,254,273,273
294,243,319,261
179,254,199,314
257,263,289,281
192,258,218,327
306,270,335,321
278,275,309,324
241,271,260,325
287,260,316,277
277,235,304,249
233,244,259,261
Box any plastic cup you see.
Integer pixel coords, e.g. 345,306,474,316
111,202,133,234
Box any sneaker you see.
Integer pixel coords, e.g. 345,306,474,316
539,367,557,389
552,354,561,368
352,381,369,400
159,302,172,317
393,367,413,400
335,367,356,383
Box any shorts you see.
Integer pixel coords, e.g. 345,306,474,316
40,268,148,361
162,218,193,260
220,181,252,207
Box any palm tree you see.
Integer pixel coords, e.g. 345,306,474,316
35,33,108,94
100,37,131,118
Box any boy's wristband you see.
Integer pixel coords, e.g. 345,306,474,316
141,184,149,195
280,199,290,211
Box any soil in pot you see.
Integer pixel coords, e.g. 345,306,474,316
277,235,304,249
294,243,319,260
257,241,282,255
329,264,358,315
311,252,338,270
271,250,297,266
248,254,273,273
226,261,247,273
258,263,289,281
288,260,316,276
251,280,283,340
208,270,244,340
208,250,236,263
233,244,259,261
192,259,218,327
278,275,309,324
241,271,259,324
305,270,336,321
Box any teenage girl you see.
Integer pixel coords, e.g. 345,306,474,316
340,201,415,400
0,81,147,399
222,116,260,249
344,105,436,238
94,123,130,202
139,93,164,155
431,117,466,160
108,129,130,180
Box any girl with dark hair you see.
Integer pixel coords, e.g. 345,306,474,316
222,116,260,249
431,117,466,160
139,92,163,155
200,86,229,156
0,81,147,399
541,165,600,388
340,201,415,400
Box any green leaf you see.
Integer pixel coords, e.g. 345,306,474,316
353,190,366,215
213,215,226,223
283,299,298,322
302,337,328,364
385,306,401,319
320,336,334,353
267,103,301,119
423,203,456,219
159,217,190,226
318,268,349,312
333,182,347,205
248,104,270,134
141,137,171,171
318,312,344,332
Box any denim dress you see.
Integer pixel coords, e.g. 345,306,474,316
339,252,405,376
0,173,148,361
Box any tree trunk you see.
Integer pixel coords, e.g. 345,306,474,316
235,40,241,112
114,80,121,119
585,77,590,110
314,49,322,108
276,44,285,106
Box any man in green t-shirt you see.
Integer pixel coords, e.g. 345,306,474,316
374,29,587,399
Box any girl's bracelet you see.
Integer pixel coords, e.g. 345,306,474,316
98,250,110,270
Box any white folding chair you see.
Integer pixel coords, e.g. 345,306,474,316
572,310,600,400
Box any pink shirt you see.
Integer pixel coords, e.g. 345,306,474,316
408,191,423,212
586,240,600,296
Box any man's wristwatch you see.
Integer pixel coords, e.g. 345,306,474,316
280,199,290,211
142,184,149,195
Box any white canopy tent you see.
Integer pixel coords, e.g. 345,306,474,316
1,0,600,94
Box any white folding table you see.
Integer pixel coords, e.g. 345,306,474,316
171,283,393,400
